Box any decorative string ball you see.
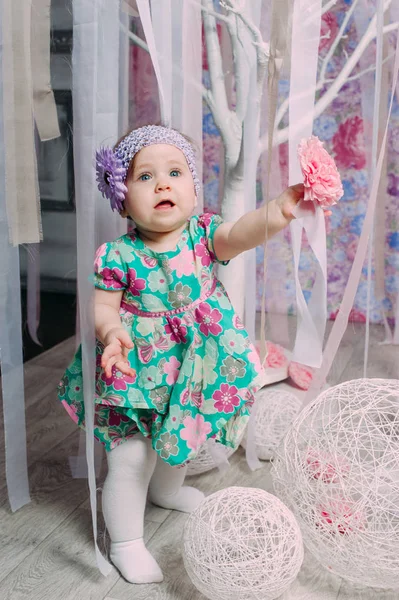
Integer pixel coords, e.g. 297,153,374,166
271,378,399,590
182,486,304,600
241,387,302,460
186,438,239,476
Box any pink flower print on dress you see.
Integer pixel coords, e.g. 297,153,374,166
197,212,214,228
168,245,195,277
212,383,240,413
108,410,130,427
298,135,344,208
164,356,181,385
180,414,212,451
194,238,212,267
61,400,79,424
127,268,146,296
233,314,245,330
247,347,262,374
101,366,136,390
135,330,169,364
180,388,190,406
94,243,108,271
98,267,125,289
194,303,222,336
165,316,187,344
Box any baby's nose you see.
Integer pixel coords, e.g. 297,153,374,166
156,180,171,191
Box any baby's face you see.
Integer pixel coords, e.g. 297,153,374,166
123,144,197,234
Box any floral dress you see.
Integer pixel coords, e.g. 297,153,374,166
58,213,265,466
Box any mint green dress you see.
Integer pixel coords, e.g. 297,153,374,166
57,213,265,466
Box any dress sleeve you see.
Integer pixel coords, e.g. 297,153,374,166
93,242,129,291
197,212,230,266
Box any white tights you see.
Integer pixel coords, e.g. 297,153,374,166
102,435,204,584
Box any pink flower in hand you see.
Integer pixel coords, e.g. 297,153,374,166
298,135,343,208
180,414,212,451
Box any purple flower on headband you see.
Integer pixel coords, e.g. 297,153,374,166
96,147,128,212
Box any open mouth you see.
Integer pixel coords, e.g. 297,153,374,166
155,200,175,209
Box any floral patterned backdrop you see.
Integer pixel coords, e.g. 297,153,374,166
131,0,398,325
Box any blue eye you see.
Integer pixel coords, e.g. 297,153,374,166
139,173,151,181
170,170,180,177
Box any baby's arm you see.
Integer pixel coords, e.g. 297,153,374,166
95,288,135,378
213,183,306,261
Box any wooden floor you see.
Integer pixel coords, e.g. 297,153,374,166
0,319,398,600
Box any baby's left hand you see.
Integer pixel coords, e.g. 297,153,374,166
277,183,332,220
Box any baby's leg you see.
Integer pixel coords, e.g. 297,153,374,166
102,435,163,584
148,456,204,513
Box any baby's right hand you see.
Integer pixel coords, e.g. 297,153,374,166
101,327,135,379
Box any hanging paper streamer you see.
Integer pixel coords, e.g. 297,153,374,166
150,0,172,127
26,243,42,346
0,0,30,511
31,0,60,142
2,0,42,245
289,0,324,369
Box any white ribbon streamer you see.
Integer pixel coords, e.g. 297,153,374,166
137,0,169,125
304,23,399,405
289,0,325,368
72,0,112,576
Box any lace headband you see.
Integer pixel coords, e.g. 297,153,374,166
95,125,201,212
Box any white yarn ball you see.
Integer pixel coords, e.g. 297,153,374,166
271,378,399,590
182,486,304,600
187,439,237,476
241,387,302,460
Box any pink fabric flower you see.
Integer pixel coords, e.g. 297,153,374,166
165,316,187,344
194,303,223,336
180,414,212,451
168,246,195,277
195,238,212,267
288,361,314,390
332,116,366,170
298,135,344,208
164,356,181,385
212,383,240,413
127,268,146,296
257,341,288,369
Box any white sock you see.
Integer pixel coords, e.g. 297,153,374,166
102,436,163,584
149,458,205,513
110,538,163,584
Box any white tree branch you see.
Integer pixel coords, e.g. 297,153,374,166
319,0,360,85
261,6,396,152
121,24,210,105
